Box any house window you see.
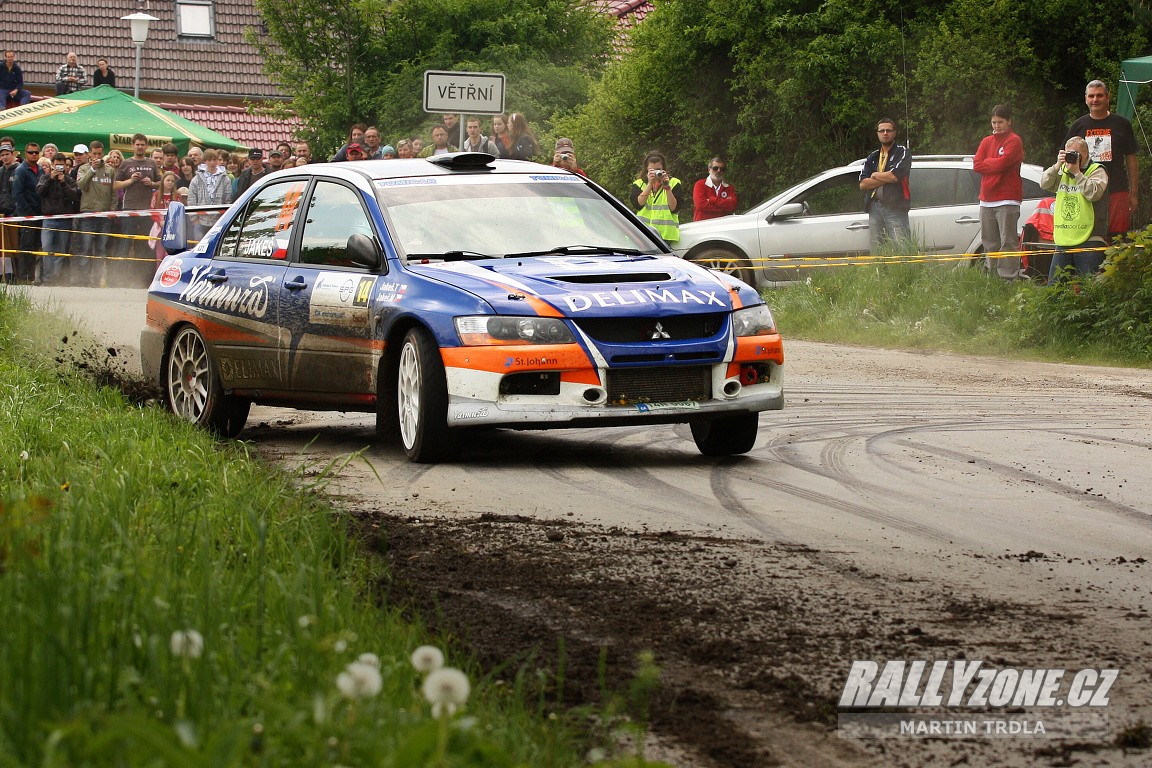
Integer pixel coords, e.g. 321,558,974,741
176,0,215,38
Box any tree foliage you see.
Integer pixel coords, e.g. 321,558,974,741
252,0,614,156
556,0,1150,206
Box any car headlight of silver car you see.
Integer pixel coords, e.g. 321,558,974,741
455,316,577,346
731,305,776,336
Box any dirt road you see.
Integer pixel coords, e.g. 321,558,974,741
29,286,1152,767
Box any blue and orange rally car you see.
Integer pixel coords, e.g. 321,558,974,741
141,153,784,463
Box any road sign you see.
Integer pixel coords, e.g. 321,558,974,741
424,71,506,115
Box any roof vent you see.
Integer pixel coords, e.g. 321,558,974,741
426,151,496,170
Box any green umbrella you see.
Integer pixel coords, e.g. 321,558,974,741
0,85,246,156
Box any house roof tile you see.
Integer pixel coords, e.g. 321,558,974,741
156,103,301,152
7,0,282,100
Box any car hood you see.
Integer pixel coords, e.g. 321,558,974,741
407,254,760,316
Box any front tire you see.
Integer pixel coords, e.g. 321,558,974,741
690,413,759,456
396,327,458,462
691,247,756,286
165,325,250,438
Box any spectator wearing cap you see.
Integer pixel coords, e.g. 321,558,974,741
330,123,367,162
70,144,89,180
268,150,286,172
1,51,32,107
345,143,366,161
381,145,396,159
0,141,17,281
55,52,87,95
552,138,586,177
0,141,18,216
234,148,269,197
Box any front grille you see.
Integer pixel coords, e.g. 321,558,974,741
574,313,726,343
606,365,712,404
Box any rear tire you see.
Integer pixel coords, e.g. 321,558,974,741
164,325,250,438
691,247,756,286
396,327,459,463
690,413,759,456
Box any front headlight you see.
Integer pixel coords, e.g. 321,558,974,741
731,304,776,336
455,316,576,346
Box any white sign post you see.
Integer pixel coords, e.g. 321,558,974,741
423,70,506,115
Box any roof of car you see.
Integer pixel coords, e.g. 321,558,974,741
271,155,569,184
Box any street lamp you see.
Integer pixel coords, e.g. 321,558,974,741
120,11,159,99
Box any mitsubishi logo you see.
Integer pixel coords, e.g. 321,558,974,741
650,322,671,340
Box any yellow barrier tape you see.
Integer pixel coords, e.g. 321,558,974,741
690,245,1111,272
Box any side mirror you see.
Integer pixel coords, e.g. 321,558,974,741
772,202,805,220
161,200,188,253
347,233,382,269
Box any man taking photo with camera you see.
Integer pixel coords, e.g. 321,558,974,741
1041,136,1108,281
631,151,683,244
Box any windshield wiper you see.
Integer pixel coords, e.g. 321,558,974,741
503,245,648,259
406,250,497,262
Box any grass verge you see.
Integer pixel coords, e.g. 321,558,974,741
0,287,582,767
766,241,1152,367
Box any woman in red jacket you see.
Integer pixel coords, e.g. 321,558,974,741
974,104,1024,280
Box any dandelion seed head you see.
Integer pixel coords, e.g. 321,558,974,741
297,615,315,628
411,645,444,673
19,450,29,461
336,661,382,699
587,747,608,763
422,667,470,708
333,639,347,653
169,629,204,659
357,652,380,668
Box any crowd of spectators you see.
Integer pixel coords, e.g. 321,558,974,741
0,106,718,286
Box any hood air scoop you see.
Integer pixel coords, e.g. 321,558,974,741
550,272,672,284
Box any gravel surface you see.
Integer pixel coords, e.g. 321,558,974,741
27,286,1152,767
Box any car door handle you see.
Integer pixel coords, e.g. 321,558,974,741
955,216,980,224
205,270,228,284
846,222,870,230
284,277,308,291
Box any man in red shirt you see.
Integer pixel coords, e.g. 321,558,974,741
692,157,738,221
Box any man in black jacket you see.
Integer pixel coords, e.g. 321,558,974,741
11,142,43,283
0,141,16,282
37,158,81,284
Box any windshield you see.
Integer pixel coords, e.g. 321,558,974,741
374,175,662,259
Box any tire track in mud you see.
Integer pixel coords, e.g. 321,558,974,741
898,439,1152,527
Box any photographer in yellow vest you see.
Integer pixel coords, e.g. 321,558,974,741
631,152,683,244
1040,136,1108,282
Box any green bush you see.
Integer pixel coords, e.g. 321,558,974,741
1014,234,1152,359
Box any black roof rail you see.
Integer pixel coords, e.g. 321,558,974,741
426,152,496,170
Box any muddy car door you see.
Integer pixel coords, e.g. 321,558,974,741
198,179,306,390
279,178,383,396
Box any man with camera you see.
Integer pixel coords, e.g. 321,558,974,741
36,155,82,285
859,118,912,253
1040,136,1109,281
551,138,586,177
1065,80,1138,240
77,141,116,285
631,151,683,244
